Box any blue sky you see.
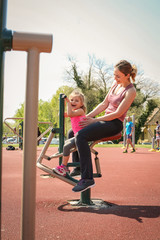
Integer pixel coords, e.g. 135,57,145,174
3,0,160,119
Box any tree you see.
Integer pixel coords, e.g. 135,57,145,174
50,85,74,135
65,55,112,112
14,103,24,118
136,73,160,101
12,86,74,138
12,56,160,142
135,99,158,143
91,55,113,101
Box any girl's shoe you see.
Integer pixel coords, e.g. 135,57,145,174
53,164,69,176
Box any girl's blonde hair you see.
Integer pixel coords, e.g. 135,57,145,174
69,90,86,113
115,60,137,82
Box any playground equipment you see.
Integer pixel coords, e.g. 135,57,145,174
0,0,53,239
147,128,160,152
148,128,155,152
37,94,122,206
4,117,53,149
123,114,135,148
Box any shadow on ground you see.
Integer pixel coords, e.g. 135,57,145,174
58,202,160,223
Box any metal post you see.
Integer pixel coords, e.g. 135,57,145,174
80,189,93,205
0,0,12,238
123,118,126,147
132,114,135,148
12,32,52,240
19,121,23,150
59,94,65,165
21,49,40,240
152,137,155,150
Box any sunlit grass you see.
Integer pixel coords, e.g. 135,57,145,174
94,144,152,148
2,143,152,149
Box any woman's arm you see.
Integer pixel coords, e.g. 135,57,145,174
97,87,136,121
80,87,136,127
87,98,109,118
87,81,116,118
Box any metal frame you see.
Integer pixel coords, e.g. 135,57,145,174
147,128,156,152
4,117,53,142
37,130,122,205
37,128,106,185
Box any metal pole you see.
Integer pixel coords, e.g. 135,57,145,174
0,23,4,240
0,1,12,238
59,94,65,165
123,118,126,147
132,114,135,148
21,49,39,240
12,32,52,240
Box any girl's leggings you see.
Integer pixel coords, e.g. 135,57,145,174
75,119,123,179
63,137,76,156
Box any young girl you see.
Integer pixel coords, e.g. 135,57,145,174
53,90,86,176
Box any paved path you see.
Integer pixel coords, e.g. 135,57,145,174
1,147,160,240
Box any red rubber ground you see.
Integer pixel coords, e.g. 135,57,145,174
1,146,160,240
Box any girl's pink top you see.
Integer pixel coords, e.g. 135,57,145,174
105,82,134,122
71,115,86,135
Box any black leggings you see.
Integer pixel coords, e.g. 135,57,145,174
75,119,123,179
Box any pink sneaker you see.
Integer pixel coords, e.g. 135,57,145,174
53,164,69,176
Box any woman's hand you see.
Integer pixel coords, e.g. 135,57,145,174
79,117,96,128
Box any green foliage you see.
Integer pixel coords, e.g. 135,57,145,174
71,63,86,91
65,56,111,112
135,99,158,143
50,85,74,134
3,123,14,137
15,103,24,118
11,85,74,138
6,56,160,142
131,85,146,108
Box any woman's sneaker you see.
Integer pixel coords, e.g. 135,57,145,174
53,164,69,176
72,178,95,192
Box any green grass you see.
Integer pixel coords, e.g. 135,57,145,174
2,143,152,149
95,144,152,149
3,144,19,148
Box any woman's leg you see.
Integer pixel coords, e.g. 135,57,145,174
68,129,80,175
75,119,123,179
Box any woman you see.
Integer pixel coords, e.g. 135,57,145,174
72,60,137,192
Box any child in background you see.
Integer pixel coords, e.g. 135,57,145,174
53,90,86,176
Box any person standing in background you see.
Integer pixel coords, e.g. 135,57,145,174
123,116,135,153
